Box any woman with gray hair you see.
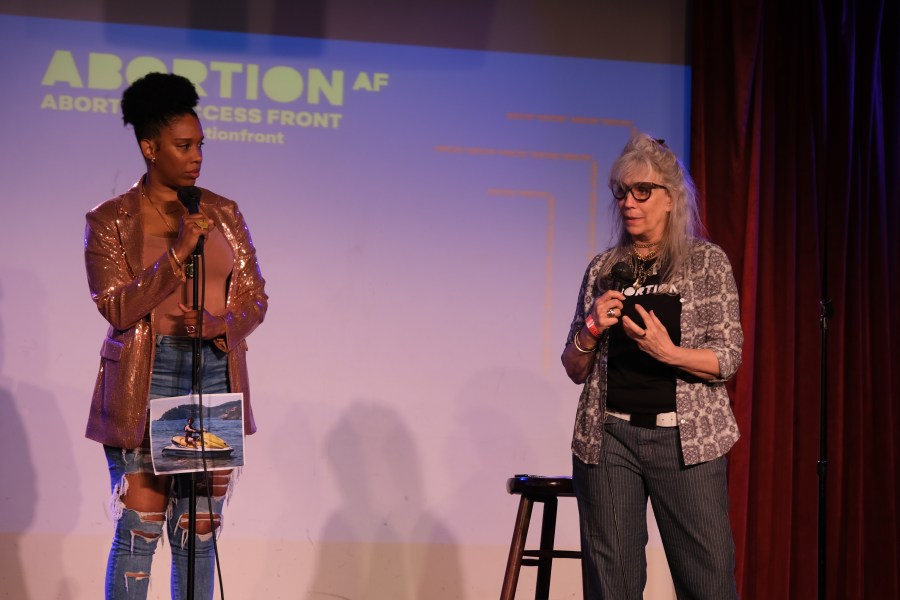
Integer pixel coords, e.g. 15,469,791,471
561,133,743,598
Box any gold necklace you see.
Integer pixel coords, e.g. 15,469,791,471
633,240,660,249
141,183,178,233
630,245,658,288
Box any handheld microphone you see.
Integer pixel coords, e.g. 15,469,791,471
177,185,201,214
610,261,634,292
177,186,204,252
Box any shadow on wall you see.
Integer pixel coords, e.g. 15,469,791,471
308,401,464,599
443,365,568,541
0,273,81,598
448,366,576,597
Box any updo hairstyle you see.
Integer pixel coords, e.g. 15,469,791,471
121,72,199,142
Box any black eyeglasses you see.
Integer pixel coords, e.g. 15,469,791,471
610,181,668,202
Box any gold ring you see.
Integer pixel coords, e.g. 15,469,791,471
196,220,209,230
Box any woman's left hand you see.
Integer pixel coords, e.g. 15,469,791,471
622,304,677,364
178,302,227,339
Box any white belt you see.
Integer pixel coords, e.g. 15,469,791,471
606,410,678,428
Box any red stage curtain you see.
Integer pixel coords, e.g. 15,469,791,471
690,1,899,598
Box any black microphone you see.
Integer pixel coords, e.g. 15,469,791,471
177,185,201,214
610,261,634,292
177,186,204,253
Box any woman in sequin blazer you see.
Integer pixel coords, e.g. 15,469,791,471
83,72,267,599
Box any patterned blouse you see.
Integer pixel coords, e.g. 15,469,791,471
566,239,743,466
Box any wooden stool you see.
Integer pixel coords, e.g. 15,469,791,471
499,475,585,600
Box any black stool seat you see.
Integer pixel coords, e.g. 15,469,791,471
506,475,575,496
500,475,584,600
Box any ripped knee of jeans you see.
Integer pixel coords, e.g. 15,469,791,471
115,506,165,555
108,473,130,522
178,511,221,535
123,571,151,592
109,475,166,551
175,510,222,549
170,469,238,547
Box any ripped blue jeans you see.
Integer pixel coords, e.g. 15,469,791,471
104,336,234,599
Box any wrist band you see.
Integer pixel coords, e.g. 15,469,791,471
585,314,601,337
572,329,597,353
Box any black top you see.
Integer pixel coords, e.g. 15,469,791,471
607,270,682,414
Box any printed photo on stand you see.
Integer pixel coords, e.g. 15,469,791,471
149,392,245,475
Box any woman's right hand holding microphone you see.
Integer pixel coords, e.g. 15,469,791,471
563,289,626,383
584,290,626,340
170,211,214,266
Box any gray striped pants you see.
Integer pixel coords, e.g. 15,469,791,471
572,415,738,599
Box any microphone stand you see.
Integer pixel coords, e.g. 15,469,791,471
817,226,832,600
187,232,205,600
178,184,206,600
817,297,831,600
815,167,833,600
179,186,227,599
